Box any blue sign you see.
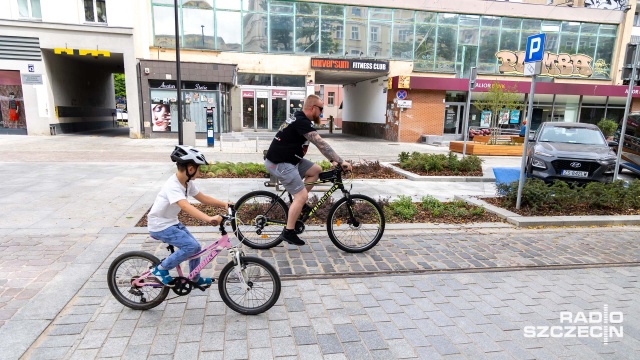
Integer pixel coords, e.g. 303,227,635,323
524,34,546,63
28,64,34,72
396,90,407,100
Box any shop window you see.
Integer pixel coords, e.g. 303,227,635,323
272,75,305,87
295,7,320,53
321,19,344,55
238,73,271,86
216,11,241,51
183,4,215,50
270,14,294,52
18,0,41,19
243,12,268,52
152,5,178,48
328,92,335,106
84,0,107,23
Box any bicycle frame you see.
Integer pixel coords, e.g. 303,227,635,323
132,211,246,288
263,169,354,225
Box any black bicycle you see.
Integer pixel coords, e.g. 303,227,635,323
232,168,385,253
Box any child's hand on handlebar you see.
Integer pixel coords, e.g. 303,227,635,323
209,215,223,226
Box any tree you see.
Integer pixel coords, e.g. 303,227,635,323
473,82,524,144
114,73,126,104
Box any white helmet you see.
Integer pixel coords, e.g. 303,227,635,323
170,145,209,165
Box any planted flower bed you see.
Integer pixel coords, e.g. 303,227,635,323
485,179,640,216
135,194,502,227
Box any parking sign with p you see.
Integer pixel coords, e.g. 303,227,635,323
524,34,546,63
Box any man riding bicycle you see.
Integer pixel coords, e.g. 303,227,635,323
264,94,352,246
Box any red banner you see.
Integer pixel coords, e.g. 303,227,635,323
242,90,254,98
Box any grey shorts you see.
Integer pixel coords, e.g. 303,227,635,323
264,158,314,195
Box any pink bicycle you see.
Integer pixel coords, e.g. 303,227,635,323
107,208,281,315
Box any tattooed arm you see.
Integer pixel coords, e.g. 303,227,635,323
304,132,343,164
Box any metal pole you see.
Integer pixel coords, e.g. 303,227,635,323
614,44,639,181
462,85,472,156
516,74,537,210
174,0,183,145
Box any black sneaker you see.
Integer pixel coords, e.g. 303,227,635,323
279,229,305,246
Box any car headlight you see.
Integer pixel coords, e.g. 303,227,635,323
604,164,616,174
598,155,617,162
531,158,547,169
534,150,553,157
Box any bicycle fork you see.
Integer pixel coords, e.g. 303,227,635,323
230,248,251,291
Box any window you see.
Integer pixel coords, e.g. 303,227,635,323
85,0,107,23
635,12,640,27
370,26,379,42
351,26,359,40
328,92,335,106
398,29,411,42
351,8,361,17
336,25,343,39
350,49,361,56
18,0,41,19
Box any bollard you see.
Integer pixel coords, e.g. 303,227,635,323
256,137,258,152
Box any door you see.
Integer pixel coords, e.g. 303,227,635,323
242,90,255,129
256,90,269,130
443,103,465,135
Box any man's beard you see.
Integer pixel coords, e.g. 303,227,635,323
313,116,321,125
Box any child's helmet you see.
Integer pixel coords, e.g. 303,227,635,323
170,145,209,165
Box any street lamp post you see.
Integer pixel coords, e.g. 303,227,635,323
174,0,183,145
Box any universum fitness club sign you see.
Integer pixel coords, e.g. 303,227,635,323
310,58,389,72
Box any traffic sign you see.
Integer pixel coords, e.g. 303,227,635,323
524,34,546,63
523,61,542,76
396,89,408,99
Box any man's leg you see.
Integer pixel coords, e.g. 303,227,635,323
287,187,308,230
303,163,322,192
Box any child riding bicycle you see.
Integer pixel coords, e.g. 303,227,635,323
148,145,232,287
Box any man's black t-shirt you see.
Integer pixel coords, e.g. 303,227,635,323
266,110,316,164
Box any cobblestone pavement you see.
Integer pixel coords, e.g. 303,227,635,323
24,261,640,359
113,227,640,277
20,228,640,360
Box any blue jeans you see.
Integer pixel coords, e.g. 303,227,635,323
150,223,202,278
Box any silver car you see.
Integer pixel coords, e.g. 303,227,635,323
526,122,617,183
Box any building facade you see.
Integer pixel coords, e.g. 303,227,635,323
0,0,145,136
144,0,639,142
2,0,639,141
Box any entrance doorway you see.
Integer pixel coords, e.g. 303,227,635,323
443,102,466,135
241,88,306,131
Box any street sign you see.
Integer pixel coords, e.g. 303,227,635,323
524,34,546,63
396,89,408,100
523,61,542,76
397,100,412,108
28,64,34,72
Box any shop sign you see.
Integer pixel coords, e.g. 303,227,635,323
310,58,389,73
242,90,254,98
496,51,599,78
397,100,412,108
149,80,216,90
289,90,306,97
149,80,176,89
272,90,287,98
256,90,269,98
21,74,43,85
398,75,410,89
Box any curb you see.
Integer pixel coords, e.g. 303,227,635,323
456,195,640,227
382,162,496,183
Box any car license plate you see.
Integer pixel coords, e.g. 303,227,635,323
561,170,588,177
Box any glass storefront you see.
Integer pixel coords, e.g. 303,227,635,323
150,1,617,79
149,80,228,133
0,70,26,130
241,87,306,131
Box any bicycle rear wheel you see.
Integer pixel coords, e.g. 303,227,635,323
232,191,288,249
326,194,385,253
107,251,169,310
218,256,281,315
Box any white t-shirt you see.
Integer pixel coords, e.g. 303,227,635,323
147,174,200,232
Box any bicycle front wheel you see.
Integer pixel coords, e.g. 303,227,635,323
326,194,385,253
233,191,288,249
107,251,169,310
218,256,281,315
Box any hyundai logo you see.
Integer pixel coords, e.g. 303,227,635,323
570,162,582,168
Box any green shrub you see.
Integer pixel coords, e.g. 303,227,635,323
421,195,442,211
596,118,618,138
389,195,418,220
470,207,485,216
202,162,267,177
398,152,483,174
